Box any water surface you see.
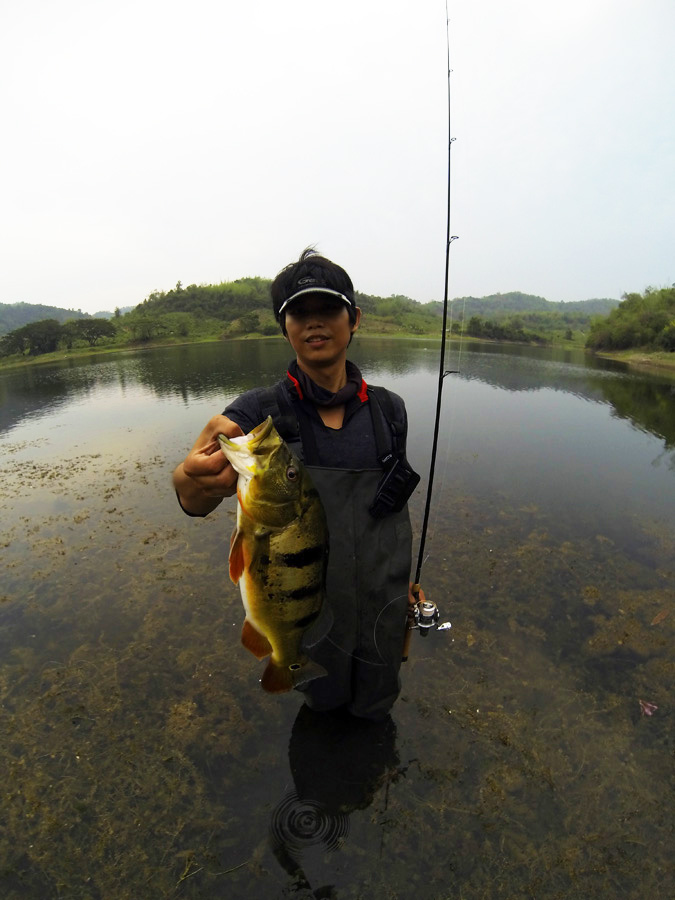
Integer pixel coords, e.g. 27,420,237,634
1,339,673,899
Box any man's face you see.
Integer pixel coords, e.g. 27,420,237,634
283,294,360,368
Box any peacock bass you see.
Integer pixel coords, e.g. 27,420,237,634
218,417,328,693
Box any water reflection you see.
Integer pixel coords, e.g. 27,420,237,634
270,705,400,896
3,340,675,452
600,375,675,452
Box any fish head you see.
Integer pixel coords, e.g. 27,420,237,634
218,417,310,527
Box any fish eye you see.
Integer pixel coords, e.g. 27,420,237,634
286,466,298,481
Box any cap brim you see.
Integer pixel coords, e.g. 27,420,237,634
277,287,352,315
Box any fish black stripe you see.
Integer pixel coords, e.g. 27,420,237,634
294,610,320,629
288,581,323,601
280,545,325,568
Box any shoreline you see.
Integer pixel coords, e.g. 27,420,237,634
2,331,673,374
0,331,444,371
595,349,675,375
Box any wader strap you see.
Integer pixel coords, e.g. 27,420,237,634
258,384,299,442
258,382,403,469
258,383,320,465
367,388,395,468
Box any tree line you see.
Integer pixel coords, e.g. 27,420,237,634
585,286,675,351
0,318,117,356
6,277,668,363
459,316,549,344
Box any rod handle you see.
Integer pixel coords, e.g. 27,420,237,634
402,583,424,662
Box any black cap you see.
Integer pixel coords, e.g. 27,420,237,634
272,249,356,322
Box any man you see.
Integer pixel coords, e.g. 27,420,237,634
173,249,417,719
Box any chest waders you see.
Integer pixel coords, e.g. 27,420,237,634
302,467,412,719
260,384,413,720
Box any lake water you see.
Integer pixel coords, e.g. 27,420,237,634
1,338,673,899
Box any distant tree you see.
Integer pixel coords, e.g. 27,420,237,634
163,312,192,337
61,321,79,350
0,329,27,357
126,314,161,342
238,313,260,334
467,316,483,336
71,318,117,346
19,319,63,355
657,320,675,351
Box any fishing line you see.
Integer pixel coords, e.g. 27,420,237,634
413,1,458,591
424,302,470,557
422,326,468,555
322,592,409,667
423,381,457,563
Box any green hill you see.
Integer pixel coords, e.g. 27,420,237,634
1,281,625,363
0,302,135,336
448,292,618,319
138,283,617,339
0,302,91,336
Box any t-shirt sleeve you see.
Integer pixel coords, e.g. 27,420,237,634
223,387,267,434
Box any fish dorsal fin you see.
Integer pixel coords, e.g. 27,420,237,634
241,617,273,660
229,527,246,583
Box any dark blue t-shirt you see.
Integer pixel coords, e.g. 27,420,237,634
224,380,407,470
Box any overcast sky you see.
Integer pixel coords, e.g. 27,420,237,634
2,0,673,315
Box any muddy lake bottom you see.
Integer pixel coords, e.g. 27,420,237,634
1,433,672,899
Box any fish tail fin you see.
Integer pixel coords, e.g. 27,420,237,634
292,658,328,690
260,662,294,694
260,658,328,695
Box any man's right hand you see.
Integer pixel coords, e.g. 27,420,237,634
173,415,245,514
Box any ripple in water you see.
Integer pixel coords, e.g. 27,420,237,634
270,790,349,860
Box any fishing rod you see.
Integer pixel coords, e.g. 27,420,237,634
404,3,458,656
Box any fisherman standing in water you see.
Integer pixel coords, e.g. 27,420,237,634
173,249,418,721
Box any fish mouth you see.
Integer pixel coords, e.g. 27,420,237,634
218,416,274,452
218,416,276,479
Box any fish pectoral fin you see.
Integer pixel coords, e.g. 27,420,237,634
241,618,273,660
260,658,328,695
229,528,246,583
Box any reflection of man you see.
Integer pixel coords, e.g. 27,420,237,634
270,705,400,893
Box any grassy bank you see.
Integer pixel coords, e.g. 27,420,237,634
595,349,675,375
